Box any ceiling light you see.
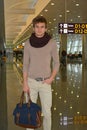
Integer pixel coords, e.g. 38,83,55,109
77,95,79,98
59,14,62,17
59,96,62,99
17,64,19,67
70,106,72,109
73,84,75,87
40,14,43,16
54,107,57,111
22,43,25,46
77,112,80,114
59,113,62,116
71,91,73,94
66,10,70,13
55,92,58,95
70,19,73,22
64,100,67,103
49,21,51,24
44,9,48,12
76,3,79,6
78,15,81,18
51,2,55,5
51,89,54,92
53,18,56,21
54,26,57,29
48,30,50,32
31,24,33,26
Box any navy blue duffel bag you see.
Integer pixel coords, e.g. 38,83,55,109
13,92,41,129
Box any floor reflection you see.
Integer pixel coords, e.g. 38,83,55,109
52,63,87,130
5,62,87,130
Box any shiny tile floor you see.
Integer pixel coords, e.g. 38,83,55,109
1,62,87,130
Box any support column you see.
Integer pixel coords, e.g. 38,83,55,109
0,0,8,130
60,34,67,51
82,34,87,88
82,34,87,63
60,34,67,65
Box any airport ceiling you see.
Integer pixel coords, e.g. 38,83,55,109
4,0,87,47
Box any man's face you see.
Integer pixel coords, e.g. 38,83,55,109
33,22,47,37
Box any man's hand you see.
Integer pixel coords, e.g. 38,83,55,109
23,72,30,92
42,77,54,85
23,82,30,93
43,69,58,85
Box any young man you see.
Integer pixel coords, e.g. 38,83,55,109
23,16,60,130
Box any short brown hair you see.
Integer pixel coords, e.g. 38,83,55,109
32,16,47,28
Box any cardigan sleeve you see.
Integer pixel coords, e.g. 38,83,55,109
51,39,60,72
23,40,30,74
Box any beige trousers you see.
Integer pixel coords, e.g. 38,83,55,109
25,78,52,130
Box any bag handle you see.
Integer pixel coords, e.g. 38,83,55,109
20,91,31,107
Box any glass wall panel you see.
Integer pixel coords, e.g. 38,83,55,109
67,35,82,54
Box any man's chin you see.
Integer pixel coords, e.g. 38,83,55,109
35,33,45,37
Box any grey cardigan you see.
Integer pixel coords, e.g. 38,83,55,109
23,39,60,79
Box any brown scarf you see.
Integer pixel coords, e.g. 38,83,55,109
29,32,51,48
